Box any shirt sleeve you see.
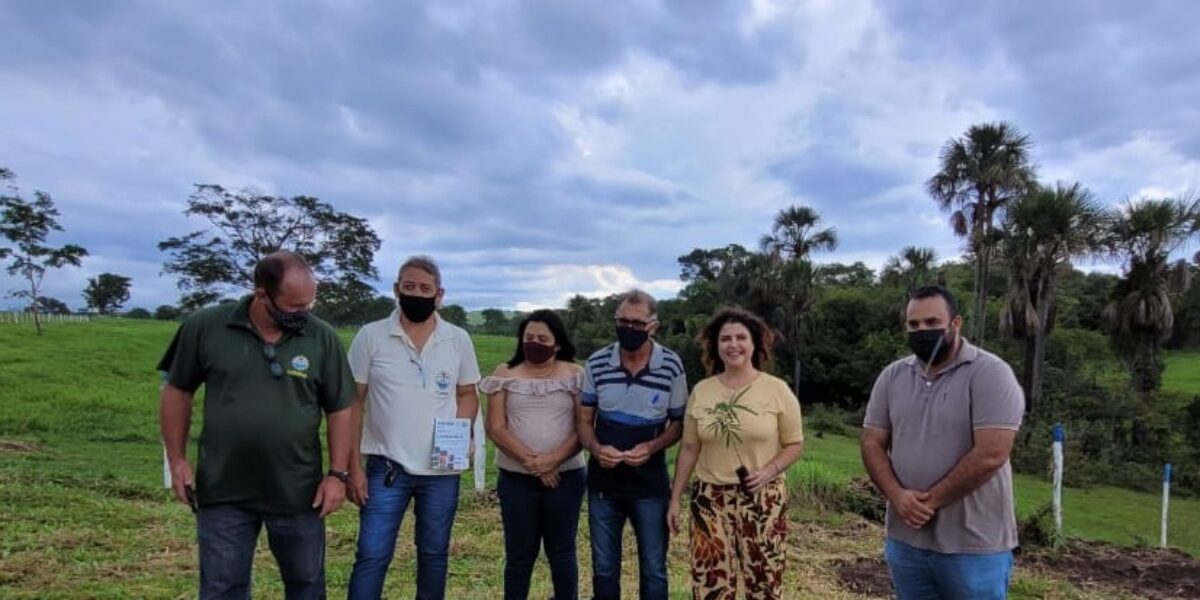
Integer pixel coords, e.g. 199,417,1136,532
682,409,700,444
667,364,688,421
155,328,180,374
162,316,205,392
776,380,804,445
347,326,372,385
863,363,894,431
319,329,354,413
970,358,1025,430
581,360,598,407
458,331,482,385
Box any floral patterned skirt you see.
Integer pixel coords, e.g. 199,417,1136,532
689,478,788,600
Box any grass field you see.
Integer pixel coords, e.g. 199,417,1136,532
800,432,1200,555
1,318,1196,598
1163,350,1200,398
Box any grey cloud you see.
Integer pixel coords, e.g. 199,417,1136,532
877,0,1200,156
766,153,907,206
4,0,1194,311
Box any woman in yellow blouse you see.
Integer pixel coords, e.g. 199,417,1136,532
669,308,805,599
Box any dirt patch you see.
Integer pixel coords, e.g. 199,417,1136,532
1024,540,1200,599
836,556,892,597
0,440,38,452
834,540,1200,599
469,488,500,507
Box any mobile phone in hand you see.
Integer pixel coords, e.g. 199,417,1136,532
185,485,198,514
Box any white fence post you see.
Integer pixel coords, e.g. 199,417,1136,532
1052,423,1065,534
1162,463,1172,549
473,405,486,491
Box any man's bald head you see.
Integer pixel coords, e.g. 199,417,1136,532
253,251,316,311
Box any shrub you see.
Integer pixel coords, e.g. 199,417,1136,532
788,458,846,510
787,459,885,522
153,305,182,321
806,404,850,437
1017,503,1067,552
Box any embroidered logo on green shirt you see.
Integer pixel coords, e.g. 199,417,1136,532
287,354,311,378
291,355,310,372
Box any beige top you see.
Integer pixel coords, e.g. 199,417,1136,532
479,374,586,474
864,340,1025,554
683,373,804,485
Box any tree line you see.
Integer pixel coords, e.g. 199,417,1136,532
490,123,1200,495
4,121,1199,493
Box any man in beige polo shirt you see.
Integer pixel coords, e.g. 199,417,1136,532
345,255,481,600
861,285,1024,599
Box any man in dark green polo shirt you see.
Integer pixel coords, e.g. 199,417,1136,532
159,251,354,600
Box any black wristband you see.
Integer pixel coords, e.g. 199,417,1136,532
326,468,349,483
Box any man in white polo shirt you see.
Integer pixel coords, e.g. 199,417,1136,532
346,255,481,600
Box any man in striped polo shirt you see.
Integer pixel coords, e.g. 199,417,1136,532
577,289,688,600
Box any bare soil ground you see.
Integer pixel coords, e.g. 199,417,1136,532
834,538,1200,599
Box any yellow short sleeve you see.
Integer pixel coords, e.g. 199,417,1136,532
777,379,804,444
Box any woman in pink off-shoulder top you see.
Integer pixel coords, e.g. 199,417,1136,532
480,309,585,600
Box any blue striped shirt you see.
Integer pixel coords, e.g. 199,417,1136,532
582,341,688,498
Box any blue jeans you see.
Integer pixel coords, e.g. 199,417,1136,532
197,504,325,600
348,455,461,600
498,468,586,600
587,490,668,600
884,538,1014,600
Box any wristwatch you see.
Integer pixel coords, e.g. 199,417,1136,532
326,468,350,483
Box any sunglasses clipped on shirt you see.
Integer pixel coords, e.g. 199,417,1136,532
261,343,284,379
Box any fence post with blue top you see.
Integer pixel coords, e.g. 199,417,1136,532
1052,424,1065,533
1162,463,1172,549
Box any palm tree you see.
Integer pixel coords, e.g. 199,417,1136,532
999,182,1110,413
1103,196,1200,393
756,205,838,399
928,122,1036,343
881,246,940,292
759,205,838,261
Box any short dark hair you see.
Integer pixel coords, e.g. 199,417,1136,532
253,251,312,297
397,255,441,287
698,307,775,375
908,285,959,318
506,309,577,367
617,289,658,319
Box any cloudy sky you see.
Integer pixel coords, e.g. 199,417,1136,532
2,0,1198,311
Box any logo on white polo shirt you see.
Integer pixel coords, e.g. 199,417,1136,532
435,371,452,396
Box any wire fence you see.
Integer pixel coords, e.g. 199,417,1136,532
0,312,91,325
1051,423,1176,549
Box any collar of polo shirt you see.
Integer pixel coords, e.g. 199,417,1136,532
606,339,665,370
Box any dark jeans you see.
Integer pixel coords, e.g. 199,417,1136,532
497,468,586,600
348,455,461,600
197,504,325,600
587,490,668,600
885,538,1014,600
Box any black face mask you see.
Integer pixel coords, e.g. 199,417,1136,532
398,293,437,323
522,341,557,365
616,326,650,352
908,328,954,367
266,296,309,333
